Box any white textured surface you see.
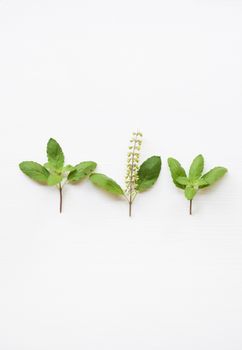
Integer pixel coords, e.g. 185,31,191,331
0,1,242,349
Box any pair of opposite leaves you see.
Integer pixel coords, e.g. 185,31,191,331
19,135,227,215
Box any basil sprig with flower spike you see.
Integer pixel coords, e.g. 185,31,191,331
89,132,161,217
19,138,97,213
168,154,227,215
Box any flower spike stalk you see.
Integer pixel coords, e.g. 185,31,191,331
89,131,161,217
125,132,143,216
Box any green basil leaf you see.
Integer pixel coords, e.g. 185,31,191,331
185,186,197,200
68,161,97,183
19,161,49,184
200,167,227,187
136,156,161,192
47,174,62,186
167,157,187,189
47,138,64,170
89,173,124,195
189,154,204,181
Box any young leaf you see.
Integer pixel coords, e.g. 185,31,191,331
176,176,189,186
189,154,204,181
44,162,56,172
19,161,50,184
47,174,62,186
185,186,197,200
47,138,64,170
89,173,124,195
201,167,227,187
167,158,187,189
196,178,208,188
136,156,161,192
68,161,97,183
63,165,74,172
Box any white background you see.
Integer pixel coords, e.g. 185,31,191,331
0,0,242,349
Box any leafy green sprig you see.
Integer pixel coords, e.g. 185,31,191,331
89,132,161,217
19,138,97,213
168,154,227,215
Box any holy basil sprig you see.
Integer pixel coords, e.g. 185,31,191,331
89,132,161,217
19,138,97,213
168,154,227,215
